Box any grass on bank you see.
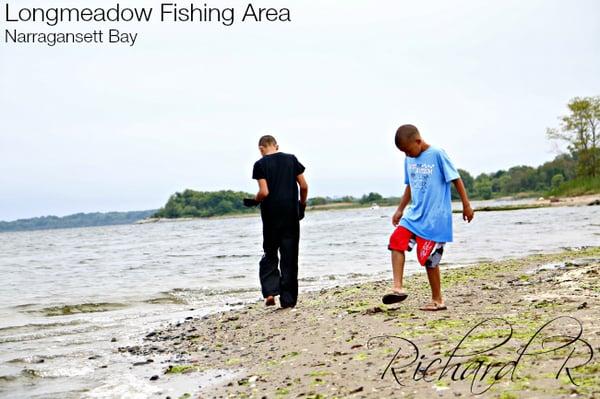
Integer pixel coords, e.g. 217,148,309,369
547,176,600,197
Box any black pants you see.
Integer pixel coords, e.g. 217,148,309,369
259,214,300,308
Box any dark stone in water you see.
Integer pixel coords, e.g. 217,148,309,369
150,375,159,381
588,199,600,206
146,331,157,338
110,337,117,342
88,355,101,360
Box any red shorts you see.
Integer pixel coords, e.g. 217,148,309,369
388,226,445,268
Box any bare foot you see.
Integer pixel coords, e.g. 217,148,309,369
419,302,447,311
265,296,275,306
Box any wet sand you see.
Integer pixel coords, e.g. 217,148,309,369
125,247,600,398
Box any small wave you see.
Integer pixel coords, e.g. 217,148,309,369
299,272,372,283
0,319,84,334
21,368,43,378
172,287,256,296
145,287,258,305
12,303,40,310
299,275,335,282
0,324,102,343
212,254,253,259
0,374,18,382
26,303,128,317
20,365,94,379
143,296,188,305
82,372,162,398
77,258,98,264
7,354,57,364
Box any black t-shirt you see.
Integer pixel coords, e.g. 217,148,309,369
252,152,305,217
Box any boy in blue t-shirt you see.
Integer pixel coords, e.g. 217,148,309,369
382,124,474,311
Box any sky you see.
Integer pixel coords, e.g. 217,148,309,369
1,0,599,221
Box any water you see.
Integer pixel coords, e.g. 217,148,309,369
0,203,598,398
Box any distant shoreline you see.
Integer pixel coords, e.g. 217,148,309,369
2,194,598,233
0,209,157,233
137,193,600,225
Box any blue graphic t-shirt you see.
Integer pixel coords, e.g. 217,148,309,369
399,146,460,242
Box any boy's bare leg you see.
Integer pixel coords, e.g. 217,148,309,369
391,250,406,293
424,265,444,305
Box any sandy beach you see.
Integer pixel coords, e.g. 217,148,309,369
122,246,600,399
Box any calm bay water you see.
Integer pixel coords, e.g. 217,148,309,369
0,202,599,398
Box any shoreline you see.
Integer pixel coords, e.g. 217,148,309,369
124,247,600,398
137,194,600,225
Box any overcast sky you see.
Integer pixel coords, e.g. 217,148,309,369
1,0,599,221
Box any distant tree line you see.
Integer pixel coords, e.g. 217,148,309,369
455,95,600,200
152,189,258,218
307,192,400,206
5,97,597,230
308,152,585,204
452,153,578,200
0,210,156,233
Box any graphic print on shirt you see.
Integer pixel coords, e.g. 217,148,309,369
409,163,435,193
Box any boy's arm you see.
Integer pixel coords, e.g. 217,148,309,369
296,174,308,204
392,185,411,226
255,179,269,202
452,178,474,222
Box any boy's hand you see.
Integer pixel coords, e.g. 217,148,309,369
298,201,306,220
243,198,260,207
392,209,403,226
462,204,474,222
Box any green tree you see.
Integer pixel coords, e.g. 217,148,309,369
153,190,256,218
551,174,565,189
474,174,493,200
451,168,474,200
359,192,383,204
547,96,600,177
308,197,328,206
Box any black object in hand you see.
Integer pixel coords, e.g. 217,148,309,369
298,201,306,220
243,198,260,207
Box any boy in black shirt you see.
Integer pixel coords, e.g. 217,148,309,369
252,135,308,308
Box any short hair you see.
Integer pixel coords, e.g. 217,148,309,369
258,135,277,147
395,124,420,149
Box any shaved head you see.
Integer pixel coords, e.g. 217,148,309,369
395,124,420,149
